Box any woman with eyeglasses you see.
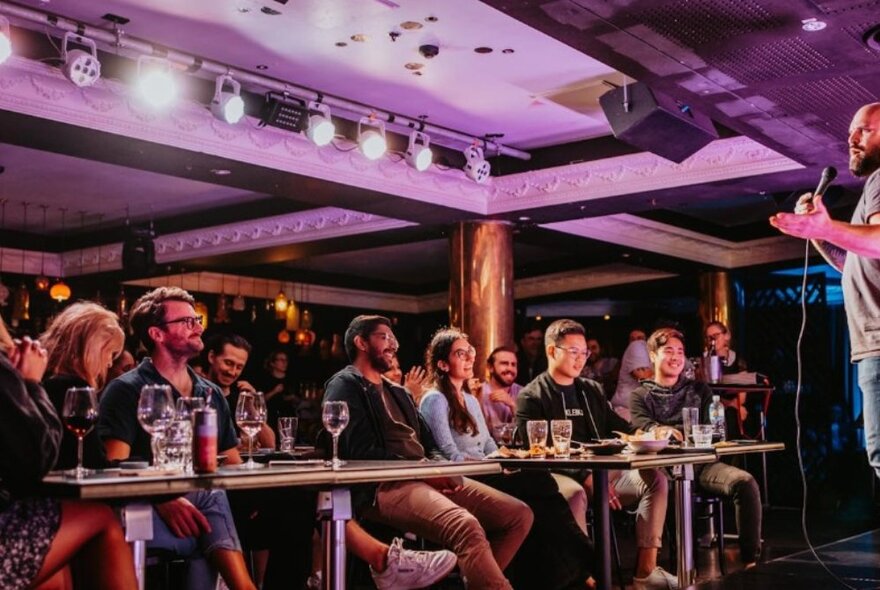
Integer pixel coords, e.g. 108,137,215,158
418,327,595,589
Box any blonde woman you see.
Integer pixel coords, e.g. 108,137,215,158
0,314,137,590
41,301,125,471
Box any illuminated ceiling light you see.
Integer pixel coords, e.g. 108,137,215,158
61,32,101,88
274,289,288,319
463,144,491,184
306,102,335,146
405,131,432,172
358,116,386,160
210,74,245,124
0,16,11,65
49,278,71,302
136,56,177,109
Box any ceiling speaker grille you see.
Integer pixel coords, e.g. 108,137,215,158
814,0,880,15
714,37,831,84
842,22,880,54
765,77,878,136
639,0,783,49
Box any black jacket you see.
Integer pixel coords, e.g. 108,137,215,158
516,371,636,481
0,353,62,510
321,365,444,509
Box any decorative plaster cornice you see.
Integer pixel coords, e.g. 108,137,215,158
0,57,489,214
515,264,677,299
543,214,807,268
489,136,805,213
62,207,414,275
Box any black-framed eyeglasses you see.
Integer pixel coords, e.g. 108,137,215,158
554,345,590,359
159,316,203,330
369,331,398,346
452,346,477,360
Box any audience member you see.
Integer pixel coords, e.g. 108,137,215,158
630,328,762,567
515,324,547,386
256,349,299,432
479,345,521,433
41,302,125,471
0,316,137,590
611,329,652,421
323,315,532,590
581,337,619,386
107,348,136,382
419,328,594,589
98,287,256,590
704,321,747,374
516,319,677,590
382,352,428,406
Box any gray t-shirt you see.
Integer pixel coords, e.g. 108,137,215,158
843,169,880,361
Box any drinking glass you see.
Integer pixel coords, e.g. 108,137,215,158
551,419,573,458
692,424,714,447
322,401,350,470
236,391,267,469
164,419,192,471
492,423,515,446
682,406,700,447
137,385,175,466
176,396,206,423
62,386,98,479
278,416,298,453
526,420,548,457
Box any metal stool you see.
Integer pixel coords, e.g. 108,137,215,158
692,492,726,575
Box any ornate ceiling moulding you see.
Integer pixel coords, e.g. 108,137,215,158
61,207,413,276
489,136,804,213
544,214,807,268
0,57,489,214
514,263,676,300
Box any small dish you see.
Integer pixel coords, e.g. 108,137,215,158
582,442,627,456
628,439,670,454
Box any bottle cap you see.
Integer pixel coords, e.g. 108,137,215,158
712,394,720,402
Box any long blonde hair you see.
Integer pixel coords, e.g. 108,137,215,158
41,302,125,389
0,314,13,356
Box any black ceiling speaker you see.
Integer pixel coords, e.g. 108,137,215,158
122,225,156,274
599,82,718,163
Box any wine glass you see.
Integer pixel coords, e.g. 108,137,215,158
62,386,98,479
322,401,349,470
176,396,206,423
137,385,175,467
235,391,267,469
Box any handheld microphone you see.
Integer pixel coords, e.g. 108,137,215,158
813,166,838,199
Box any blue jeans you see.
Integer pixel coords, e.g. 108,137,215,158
858,357,880,480
149,490,242,590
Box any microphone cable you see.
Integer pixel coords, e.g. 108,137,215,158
795,240,858,590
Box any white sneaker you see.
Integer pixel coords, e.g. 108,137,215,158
370,537,458,590
632,566,679,590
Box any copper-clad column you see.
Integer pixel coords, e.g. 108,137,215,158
698,271,734,335
449,221,514,371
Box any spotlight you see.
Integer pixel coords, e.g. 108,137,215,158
306,102,335,146
61,33,101,88
260,92,308,132
463,144,491,183
358,116,386,160
405,131,432,171
136,56,176,109
0,17,10,65
210,74,245,124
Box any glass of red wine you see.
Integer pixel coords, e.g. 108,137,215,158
62,386,98,479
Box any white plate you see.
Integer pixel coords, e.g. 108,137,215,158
628,439,669,454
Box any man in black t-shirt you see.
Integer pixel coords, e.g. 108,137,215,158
516,319,678,590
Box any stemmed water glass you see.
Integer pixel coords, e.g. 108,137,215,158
235,391,267,469
137,385,175,467
62,386,98,479
322,401,350,470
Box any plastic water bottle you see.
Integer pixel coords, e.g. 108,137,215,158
709,395,726,441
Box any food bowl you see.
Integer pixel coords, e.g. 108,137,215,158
627,439,670,454
582,441,627,456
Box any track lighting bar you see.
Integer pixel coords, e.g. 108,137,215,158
0,1,530,161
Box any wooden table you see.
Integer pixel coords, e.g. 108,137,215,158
497,442,785,590
42,460,502,590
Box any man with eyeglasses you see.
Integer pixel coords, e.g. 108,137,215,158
516,319,677,590
322,314,533,590
98,287,256,589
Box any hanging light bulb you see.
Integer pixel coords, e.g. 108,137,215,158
232,276,246,311
193,300,209,330
301,308,313,330
215,276,230,323
11,282,29,325
117,285,129,318
285,298,300,332
277,329,291,344
35,205,49,291
274,289,288,319
49,279,71,302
